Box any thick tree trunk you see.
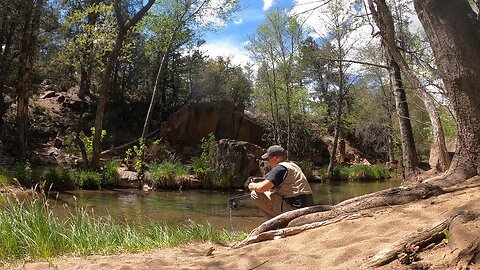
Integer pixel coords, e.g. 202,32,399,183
91,30,125,168
413,0,480,180
91,0,155,168
368,0,419,179
16,0,43,160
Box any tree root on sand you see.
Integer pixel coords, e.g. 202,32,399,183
365,209,480,269
233,212,370,249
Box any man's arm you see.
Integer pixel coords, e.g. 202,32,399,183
248,180,274,193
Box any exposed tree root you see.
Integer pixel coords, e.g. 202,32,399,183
233,212,370,249
288,183,443,228
365,209,480,269
248,204,333,236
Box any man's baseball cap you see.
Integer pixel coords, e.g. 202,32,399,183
261,145,286,159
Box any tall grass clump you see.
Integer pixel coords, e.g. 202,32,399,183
70,170,102,189
147,161,189,188
42,167,75,190
0,194,245,265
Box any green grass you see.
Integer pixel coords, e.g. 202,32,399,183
0,194,245,265
318,164,390,181
70,170,103,190
147,161,189,188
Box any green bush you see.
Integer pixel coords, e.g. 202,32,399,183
148,161,189,188
13,162,37,187
42,167,75,190
70,170,102,190
205,170,234,188
102,161,120,188
191,133,216,178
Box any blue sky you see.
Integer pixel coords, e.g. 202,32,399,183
201,0,296,67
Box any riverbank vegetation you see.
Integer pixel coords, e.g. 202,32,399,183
0,193,245,266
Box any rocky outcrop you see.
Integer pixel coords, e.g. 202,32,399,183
211,139,266,188
159,102,266,152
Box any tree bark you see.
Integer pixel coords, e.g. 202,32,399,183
388,57,418,179
368,0,419,179
419,89,451,171
413,0,480,180
91,0,155,168
16,0,43,160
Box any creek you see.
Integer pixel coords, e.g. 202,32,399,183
46,179,402,232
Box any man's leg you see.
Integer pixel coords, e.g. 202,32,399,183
251,191,293,219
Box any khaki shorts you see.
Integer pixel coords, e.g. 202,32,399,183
250,190,295,219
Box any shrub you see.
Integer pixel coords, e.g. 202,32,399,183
42,167,75,190
148,161,189,188
205,170,234,188
70,170,102,190
191,133,216,178
102,161,120,188
13,162,37,187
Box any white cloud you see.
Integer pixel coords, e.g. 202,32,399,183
233,18,243,24
200,39,253,68
263,0,273,11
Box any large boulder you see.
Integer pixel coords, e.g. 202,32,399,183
159,102,266,151
211,139,265,188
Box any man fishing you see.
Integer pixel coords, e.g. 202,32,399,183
247,145,314,219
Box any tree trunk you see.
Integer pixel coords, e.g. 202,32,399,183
368,0,419,179
372,0,451,173
379,72,395,163
327,39,346,178
413,0,480,180
419,89,451,171
388,57,418,179
141,48,171,140
16,0,43,160
91,0,155,168
91,30,125,167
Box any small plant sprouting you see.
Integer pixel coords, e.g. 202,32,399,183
442,229,450,244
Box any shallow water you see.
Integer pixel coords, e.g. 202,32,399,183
47,179,402,232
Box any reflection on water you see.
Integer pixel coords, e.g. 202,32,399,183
20,179,403,232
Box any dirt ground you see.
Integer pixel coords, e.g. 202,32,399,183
12,183,480,270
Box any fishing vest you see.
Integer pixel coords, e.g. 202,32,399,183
272,161,313,198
